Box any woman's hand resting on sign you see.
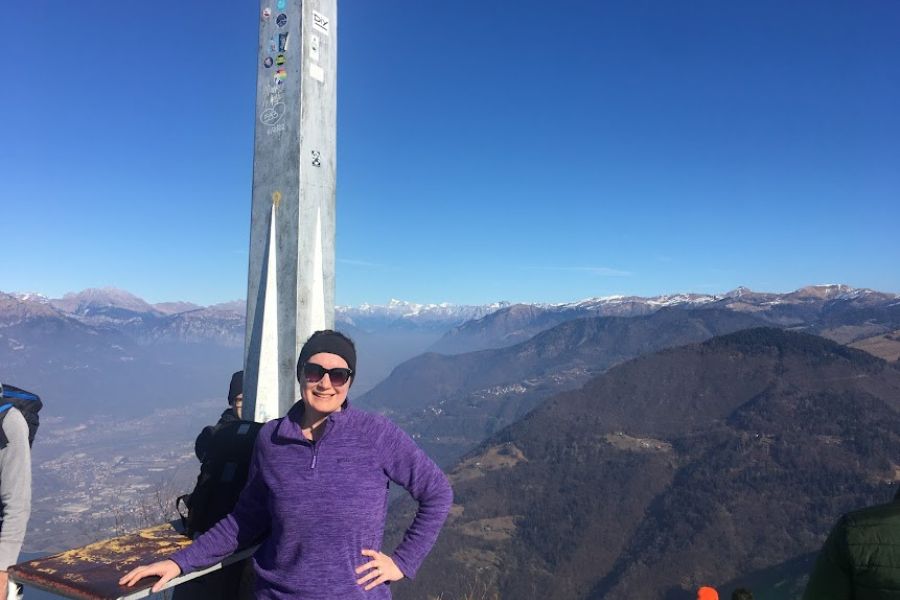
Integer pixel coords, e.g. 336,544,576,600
119,559,182,593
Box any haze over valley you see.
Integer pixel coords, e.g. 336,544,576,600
2,284,900,597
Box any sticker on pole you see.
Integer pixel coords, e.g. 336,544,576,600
275,68,287,83
312,11,329,35
309,63,324,83
310,35,320,62
276,13,287,27
261,8,271,20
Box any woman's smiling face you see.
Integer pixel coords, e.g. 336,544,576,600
300,352,351,415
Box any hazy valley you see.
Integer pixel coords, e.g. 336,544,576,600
2,284,899,598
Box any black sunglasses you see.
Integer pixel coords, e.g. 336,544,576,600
301,363,354,387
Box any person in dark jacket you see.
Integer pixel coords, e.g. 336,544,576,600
178,370,254,600
194,371,243,461
802,487,900,600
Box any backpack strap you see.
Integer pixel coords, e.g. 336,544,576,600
0,403,14,448
0,385,40,403
175,494,191,533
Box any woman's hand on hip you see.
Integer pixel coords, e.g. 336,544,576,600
355,549,404,590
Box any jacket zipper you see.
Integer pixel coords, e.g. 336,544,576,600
308,416,334,469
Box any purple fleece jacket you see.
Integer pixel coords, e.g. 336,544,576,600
171,402,452,599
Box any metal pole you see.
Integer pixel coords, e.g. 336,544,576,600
244,0,337,421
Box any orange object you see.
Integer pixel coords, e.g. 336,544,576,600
698,586,719,600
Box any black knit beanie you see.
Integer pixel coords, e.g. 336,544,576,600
296,330,357,381
228,370,243,405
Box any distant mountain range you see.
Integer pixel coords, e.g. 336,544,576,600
6,288,506,339
359,286,900,467
7,283,897,350
338,298,509,331
429,284,900,354
4,283,900,597
0,288,508,399
391,328,900,600
0,290,243,418
5,288,246,346
3,284,897,419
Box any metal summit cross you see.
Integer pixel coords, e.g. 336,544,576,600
8,4,339,597
244,0,338,422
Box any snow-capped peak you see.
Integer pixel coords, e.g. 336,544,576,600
11,292,50,304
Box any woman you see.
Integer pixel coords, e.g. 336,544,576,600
120,330,453,599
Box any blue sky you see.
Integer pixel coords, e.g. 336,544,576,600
2,1,898,306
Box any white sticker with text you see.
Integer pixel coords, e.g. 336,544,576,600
312,11,329,35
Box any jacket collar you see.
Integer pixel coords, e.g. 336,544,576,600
275,399,352,443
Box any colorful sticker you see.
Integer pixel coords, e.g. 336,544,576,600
262,7,271,20
310,35,320,62
276,54,285,65
275,68,287,82
276,0,286,9
312,11,329,35
276,13,287,27
263,56,274,69
309,63,324,82
278,32,289,53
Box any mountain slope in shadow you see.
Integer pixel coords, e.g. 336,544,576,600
360,308,767,466
391,328,900,600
